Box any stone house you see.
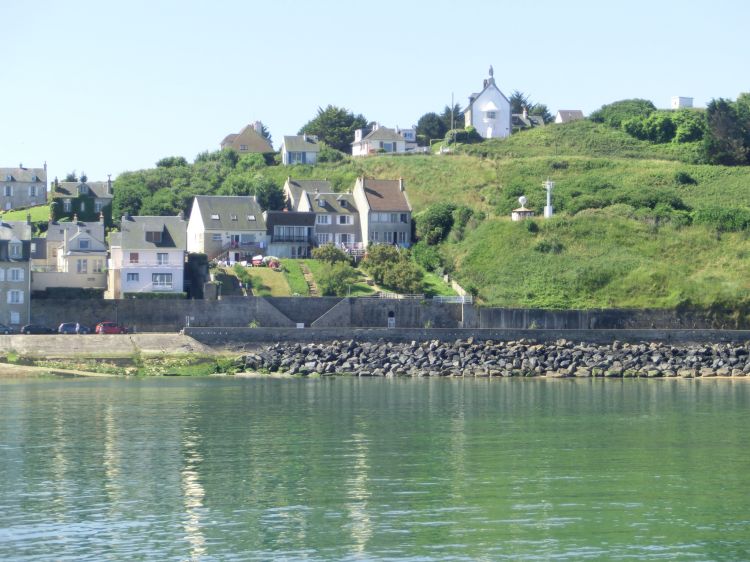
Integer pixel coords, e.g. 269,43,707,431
187,196,267,262
352,177,412,247
107,214,187,299
31,217,107,292
280,134,320,165
0,165,47,211
463,66,512,139
0,220,32,326
50,178,114,225
220,122,273,154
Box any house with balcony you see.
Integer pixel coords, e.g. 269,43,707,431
463,66,511,139
352,124,407,157
352,177,412,247
0,164,47,211
50,177,114,226
264,211,316,258
187,195,267,262
279,134,320,165
31,216,108,292
107,213,187,299
0,220,32,326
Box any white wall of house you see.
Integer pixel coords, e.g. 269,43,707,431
186,199,205,254
466,86,511,139
352,138,406,157
32,271,107,291
110,248,185,298
282,148,318,165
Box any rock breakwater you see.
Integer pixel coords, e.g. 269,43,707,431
239,338,750,377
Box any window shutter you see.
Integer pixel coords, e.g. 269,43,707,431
18,269,24,281
18,292,23,304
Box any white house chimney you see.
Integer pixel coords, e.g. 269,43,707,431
253,121,263,132
399,177,404,192
522,106,528,120
107,174,112,194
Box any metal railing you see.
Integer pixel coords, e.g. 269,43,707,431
432,295,473,304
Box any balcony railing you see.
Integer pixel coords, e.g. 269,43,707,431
271,235,315,244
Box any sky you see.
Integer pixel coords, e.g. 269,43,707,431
2,0,748,181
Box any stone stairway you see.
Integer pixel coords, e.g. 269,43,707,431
299,261,319,296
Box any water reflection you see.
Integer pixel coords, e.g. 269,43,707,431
181,420,206,560
345,421,372,555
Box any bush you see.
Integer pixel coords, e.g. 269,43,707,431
411,241,442,272
317,142,347,163
534,240,564,254
33,288,105,300
317,262,358,296
674,171,697,185
233,263,252,285
362,244,401,284
444,127,483,145
693,207,750,231
382,260,424,294
362,245,424,293
312,244,351,264
590,99,656,128
415,202,456,244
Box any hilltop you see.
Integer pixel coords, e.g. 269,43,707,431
106,120,750,311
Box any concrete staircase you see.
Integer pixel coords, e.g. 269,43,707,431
299,261,319,296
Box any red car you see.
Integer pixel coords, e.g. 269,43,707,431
95,322,129,334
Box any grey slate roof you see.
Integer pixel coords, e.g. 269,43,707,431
310,192,358,214
361,179,411,212
45,220,106,243
359,127,405,143
285,178,333,209
512,114,545,128
118,215,187,250
556,110,585,123
1,167,46,183
282,135,320,153
193,196,266,231
0,221,32,261
53,181,113,200
264,211,316,232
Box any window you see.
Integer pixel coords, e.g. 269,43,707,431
4,186,12,197
145,231,162,243
78,185,88,195
317,198,325,208
486,111,496,119
129,252,139,264
231,214,238,221
76,259,87,274
390,213,397,223
211,213,220,220
127,272,139,282
400,213,408,223
316,233,331,245
95,201,103,213
10,311,19,325
316,214,330,225
371,231,380,242
10,269,23,282
8,290,22,304
79,239,90,250
239,144,248,151
338,233,352,244
29,185,37,197
289,152,305,164
211,233,222,241
240,233,255,244
398,232,406,243
63,199,72,212
0,269,5,281
338,215,352,225
152,273,173,289
80,201,86,212
9,242,21,258
247,215,256,221
157,253,169,265
93,260,103,273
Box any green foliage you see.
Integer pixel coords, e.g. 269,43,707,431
235,153,267,171
317,262,358,296
298,105,367,153
156,156,188,168
509,90,553,123
312,244,350,264
316,142,347,163
280,260,310,296
362,245,424,293
416,112,448,145
674,171,697,185
64,171,78,182
32,287,105,299
590,98,656,128
233,263,252,285
673,109,706,143
444,127,483,145
415,202,455,244
703,97,750,165
362,244,401,284
692,207,750,232
411,241,442,272
254,178,285,210
440,104,464,131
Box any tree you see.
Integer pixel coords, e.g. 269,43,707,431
416,202,456,245
415,112,448,146
259,123,273,146
703,98,748,165
361,245,424,293
382,260,423,294
509,90,532,115
529,103,553,124
156,156,188,168
64,171,78,182
590,99,656,128
316,142,347,163
312,244,351,264
254,176,285,210
80,171,88,183
298,105,367,153
440,104,464,130
318,262,359,296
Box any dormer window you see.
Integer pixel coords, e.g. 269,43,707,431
79,239,90,250
78,185,88,195
31,175,38,182
9,242,22,258
145,231,162,243
317,199,325,208
231,214,238,221
4,175,11,181
247,215,256,221
340,199,347,208
211,213,220,220
486,111,496,119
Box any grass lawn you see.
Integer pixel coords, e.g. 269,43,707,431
1,204,49,223
280,260,310,296
246,266,292,296
422,271,458,297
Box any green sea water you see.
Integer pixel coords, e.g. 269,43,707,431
0,376,748,561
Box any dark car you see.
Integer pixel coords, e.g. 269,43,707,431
58,322,91,335
21,324,56,335
95,322,129,334
0,323,15,334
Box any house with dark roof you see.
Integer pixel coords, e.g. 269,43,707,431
280,134,320,165
0,220,32,326
283,178,334,211
220,122,273,154
555,110,585,124
352,124,407,157
0,164,47,211
50,178,114,225
107,214,187,299
352,177,412,247
512,107,546,132
31,217,107,292
187,196,267,262
264,211,316,258
463,66,512,139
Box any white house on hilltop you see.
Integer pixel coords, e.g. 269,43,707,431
463,66,511,139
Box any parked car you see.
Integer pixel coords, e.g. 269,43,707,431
21,324,56,335
0,323,15,334
58,322,91,335
95,321,129,334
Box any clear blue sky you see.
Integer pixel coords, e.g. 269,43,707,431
3,0,748,181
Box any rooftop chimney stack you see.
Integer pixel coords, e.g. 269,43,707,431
107,174,112,195
399,177,404,191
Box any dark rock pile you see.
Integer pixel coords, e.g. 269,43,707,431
238,338,750,377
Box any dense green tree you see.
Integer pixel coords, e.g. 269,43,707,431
529,103,553,124
509,90,531,114
362,245,424,293
156,156,188,168
316,142,347,163
703,98,748,165
415,202,456,245
415,112,448,146
383,259,424,293
298,105,367,153
590,99,656,128
440,104,464,130
112,176,150,219
318,262,359,296
235,153,267,172
673,109,706,143
254,176,285,210
64,171,78,182
139,188,182,216
312,244,351,264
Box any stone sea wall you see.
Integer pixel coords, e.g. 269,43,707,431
237,338,750,378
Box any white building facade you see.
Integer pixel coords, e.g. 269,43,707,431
463,66,512,139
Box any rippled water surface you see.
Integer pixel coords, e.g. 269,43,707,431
1,376,749,560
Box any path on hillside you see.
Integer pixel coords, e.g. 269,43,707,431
299,261,319,296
